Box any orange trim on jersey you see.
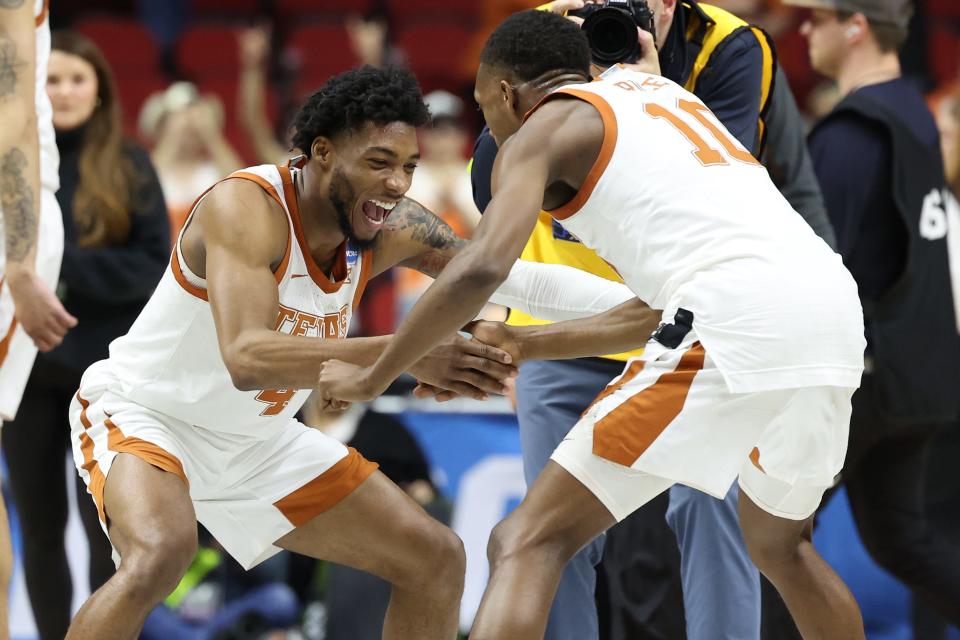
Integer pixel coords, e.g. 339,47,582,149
582,360,645,417
170,169,294,301
35,0,49,27
523,88,618,221
351,249,374,311
104,416,190,490
274,446,378,527
749,447,765,473
171,249,210,301
279,165,351,293
592,343,706,467
0,316,18,369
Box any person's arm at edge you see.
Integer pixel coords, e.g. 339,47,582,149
0,3,77,350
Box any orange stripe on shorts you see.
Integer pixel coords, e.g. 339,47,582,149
592,342,706,467
104,417,189,490
582,360,646,417
0,316,17,369
274,446,378,527
76,394,108,522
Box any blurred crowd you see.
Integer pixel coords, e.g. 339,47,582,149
5,0,960,638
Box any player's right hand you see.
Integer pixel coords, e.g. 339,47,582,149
6,270,77,352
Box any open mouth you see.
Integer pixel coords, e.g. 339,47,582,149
360,198,398,229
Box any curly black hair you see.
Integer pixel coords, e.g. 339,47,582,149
480,10,591,82
291,66,430,157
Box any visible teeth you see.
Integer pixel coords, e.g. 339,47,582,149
371,199,397,210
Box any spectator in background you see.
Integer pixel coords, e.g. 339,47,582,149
407,91,481,234
938,92,960,195
792,0,960,628
139,82,242,241
1,30,170,640
346,8,406,70
238,25,288,165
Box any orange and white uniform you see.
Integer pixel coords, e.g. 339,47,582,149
0,0,63,420
69,164,378,568
540,67,865,520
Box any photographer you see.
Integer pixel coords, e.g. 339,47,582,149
469,2,836,640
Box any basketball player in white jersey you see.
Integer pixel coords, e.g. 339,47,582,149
319,12,868,639
65,65,635,640
0,0,74,634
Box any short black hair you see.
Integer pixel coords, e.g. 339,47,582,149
480,10,591,82
291,66,430,156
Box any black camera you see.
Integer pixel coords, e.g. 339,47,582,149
569,0,657,67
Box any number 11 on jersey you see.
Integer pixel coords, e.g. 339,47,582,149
644,99,760,168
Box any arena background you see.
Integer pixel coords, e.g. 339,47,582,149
6,0,960,638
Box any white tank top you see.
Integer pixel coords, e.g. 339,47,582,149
95,164,372,438
35,0,58,192
528,67,865,392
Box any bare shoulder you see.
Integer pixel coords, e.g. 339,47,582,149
518,98,604,153
498,98,604,191
188,177,289,270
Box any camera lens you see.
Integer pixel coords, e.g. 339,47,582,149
582,8,641,66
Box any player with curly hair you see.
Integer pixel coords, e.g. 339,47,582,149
64,64,636,640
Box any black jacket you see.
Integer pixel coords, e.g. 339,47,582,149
43,126,169,373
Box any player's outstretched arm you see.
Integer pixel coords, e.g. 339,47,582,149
471,297,661,364
374,198,635,322
1,2,77,351
317,102,594,403
197,180,514,398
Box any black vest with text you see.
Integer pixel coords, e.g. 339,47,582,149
814,92,960,424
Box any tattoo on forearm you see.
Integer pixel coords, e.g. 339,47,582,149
383,198,467,277
0,1,26,8
388,198,466,250
0,26,24,98
1,148,36,262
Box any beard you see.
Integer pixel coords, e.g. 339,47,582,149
329,168,377,250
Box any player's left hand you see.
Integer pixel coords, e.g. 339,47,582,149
317,359,382,404
407,332,518,402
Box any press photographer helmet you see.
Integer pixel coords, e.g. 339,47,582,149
569,0,657,67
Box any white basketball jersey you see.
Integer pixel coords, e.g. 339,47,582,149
529,67,865,392
35,0,58,192
95,165,371,438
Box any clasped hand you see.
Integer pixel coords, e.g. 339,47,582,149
316,322,525,408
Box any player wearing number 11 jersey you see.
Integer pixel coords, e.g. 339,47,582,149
316,11,868,640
